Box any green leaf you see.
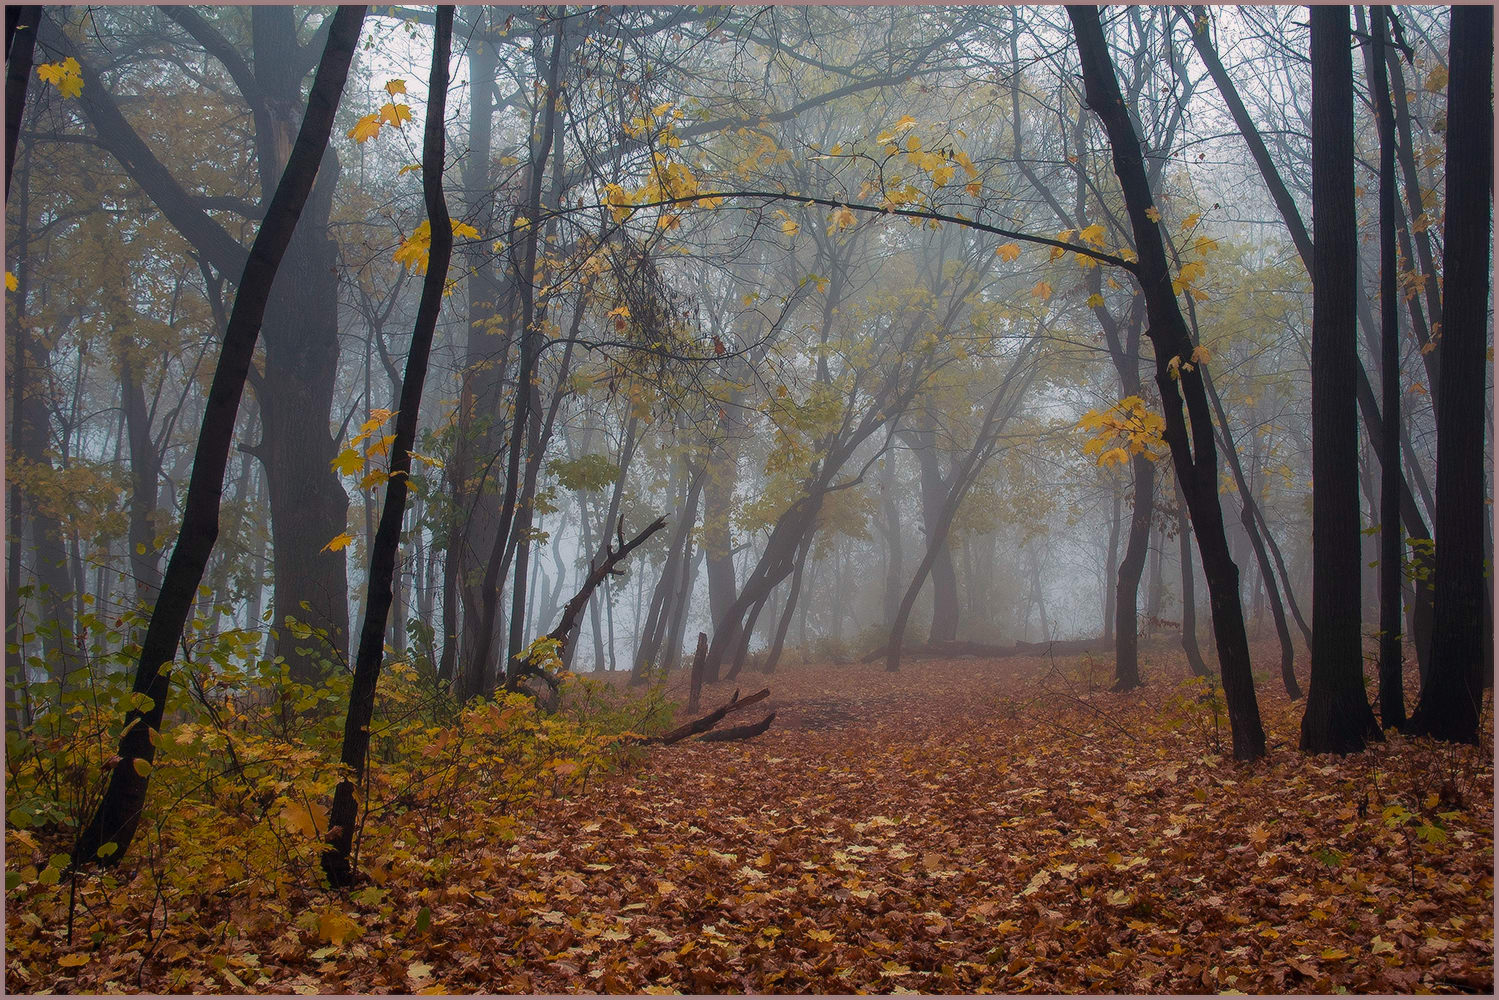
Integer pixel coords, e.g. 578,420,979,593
132,757,152,778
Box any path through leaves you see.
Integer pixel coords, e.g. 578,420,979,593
8,647,1494,993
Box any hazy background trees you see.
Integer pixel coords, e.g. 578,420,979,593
6,3,1489,787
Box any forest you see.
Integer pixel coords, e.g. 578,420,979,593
3,3,1493,994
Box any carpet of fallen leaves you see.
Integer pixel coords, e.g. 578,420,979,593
7,643,1493,994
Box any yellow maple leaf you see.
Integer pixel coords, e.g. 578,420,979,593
451,220,480,240
322,532,356,553
995,243,1021,262
380,102,413,128
318,910,362,947
281,800,328,838
1087,292,1105,308
58,953,90,968
5,271,16,292
398,163,422,176
385,78,407,96
1078,223,1106,246
1144,205,1162,223
1030,280,1053,300
37,58,82,98
348,113,382,144
826,205,857,234
780,219,800,236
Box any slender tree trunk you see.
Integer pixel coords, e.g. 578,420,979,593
4,4,39,199
73,6,367,868
1301,5,1381,754
879,455,903,624
1191,2,1430,673
1176,479,1210,678
1071,4,1265,759
1103,491,1121,641
323,5,451,887
912,427,959,643
1408,5,1493,744
764,531,813,675
1371,7,1405,731
1113,456,1154,690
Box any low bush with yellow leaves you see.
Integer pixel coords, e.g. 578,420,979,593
5,603,676,986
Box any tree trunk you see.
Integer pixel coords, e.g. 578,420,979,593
1191,2,1430,673
323,5,451,888
763,531,813,675
1301,5,1381,755
912,427,959,643
1103,490,1121,641
1408,5,1492,744
1113,456,1154,691
1071,4,1265,760
1176,479,1211,678
4,5,39,199
879,455,903,625
1371,7,1405,731
72,6,366,868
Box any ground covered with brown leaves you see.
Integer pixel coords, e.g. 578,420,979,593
8,645,1494,994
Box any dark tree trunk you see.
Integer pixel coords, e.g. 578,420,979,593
323,5,451,888
702,441,739,676
54,8,356,683
1070,5,1265,760
72,5,366,869
1103,490,1121,641
1113,456,1155,691
255,160,350,681
632,464,705,682
4,4,39,199
1176,480,1211,678
1408,5,1493,745
1192,4,1434,679
1196,361,1301,698
763,531,813,675
1301,5,1381,754
1371,7,1405,731
465,12,569,695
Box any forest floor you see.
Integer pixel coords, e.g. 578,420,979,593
7,642,1494,994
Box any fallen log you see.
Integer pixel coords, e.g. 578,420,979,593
698,711,776,742
647,687,770,746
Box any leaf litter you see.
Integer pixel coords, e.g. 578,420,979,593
6,644,1492,993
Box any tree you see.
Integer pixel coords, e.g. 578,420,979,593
1407,5,1493,745
1300,4,1381,755
1370,6,1405,731
72,5,367,869
42,7,357,683
1186,3,1436,680
1068,4,1266,761
323,5,452,888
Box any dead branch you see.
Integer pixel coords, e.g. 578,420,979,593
698,711,776,742
645,687,771,745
